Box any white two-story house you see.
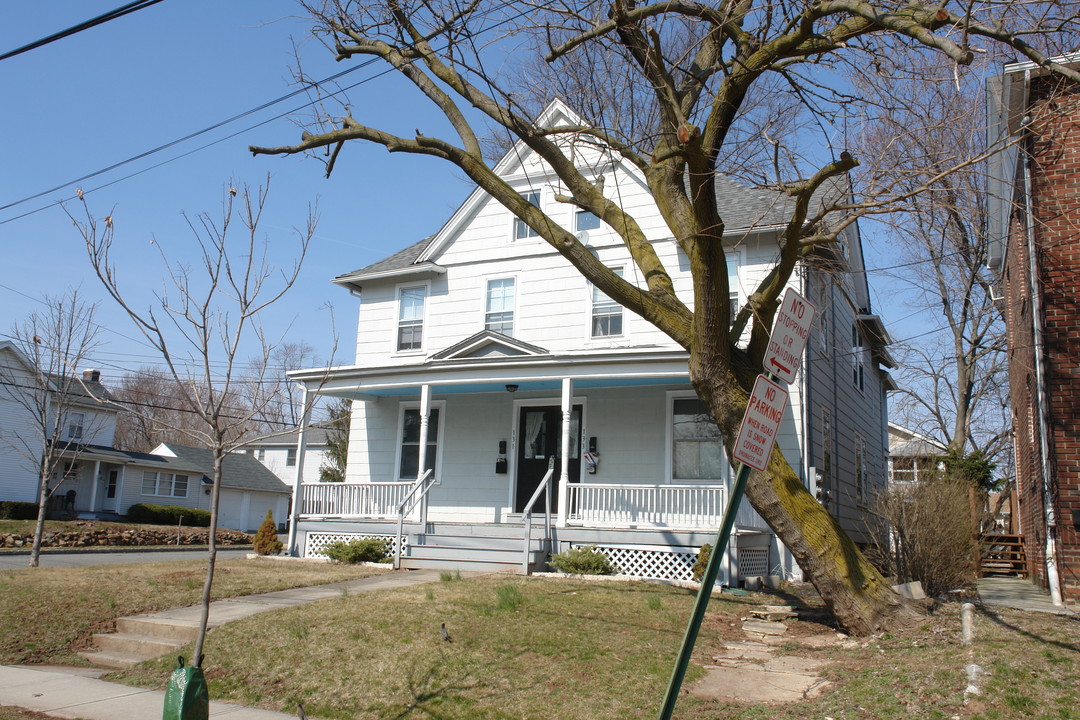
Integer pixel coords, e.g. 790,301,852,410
287,101,894,584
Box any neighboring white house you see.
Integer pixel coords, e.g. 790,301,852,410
285,100,894,584
0,342,290,532
887,422,947,486
246,427,331,485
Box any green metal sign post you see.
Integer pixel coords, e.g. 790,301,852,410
655,459,752,720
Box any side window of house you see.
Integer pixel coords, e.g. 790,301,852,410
851,323,864,391
397,286,427,352
591,268,623,338
727,253,740,322
286,447,297,467
821,410,833,498
256,448,266,461
671,397,727,481
855,434,867,504
68,412,84,440
485,278,516,336
817,283,830,353
513,191,540,239
399,406,441,480
575,208,601,232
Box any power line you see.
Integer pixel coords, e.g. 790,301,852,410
0,0,167,63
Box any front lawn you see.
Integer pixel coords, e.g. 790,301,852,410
0,557,385,665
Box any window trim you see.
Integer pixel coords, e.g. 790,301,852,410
588,266,625,339
394,283,430,355
512,190,541,240
855,433,867,505
67,412,85,440
286,447,297,467
483,276,518,336
664,390,731,485
851,323,865,392
393,400,447,484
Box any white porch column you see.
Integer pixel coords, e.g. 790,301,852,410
556,377,572,528
88,460,101,512
116,464,126,513
287,385,312,557
417,383,432,526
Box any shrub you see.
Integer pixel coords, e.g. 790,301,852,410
0,501,39,520
692,544,712,582
323,537,389,564
547,545,616,575
252,509,283,555
126,503,212,527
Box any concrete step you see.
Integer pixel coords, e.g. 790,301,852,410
91,631,184,658
116,616,200,643
398,556,538,574
415,534,549,551
405,545,546,563
77,649,146,670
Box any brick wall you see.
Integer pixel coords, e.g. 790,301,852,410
1005,75,1080,605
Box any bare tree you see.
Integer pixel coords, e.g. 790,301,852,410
0,292,105,567
249,0,1080,634
112,367,220,452
318,398,351,482
246,341,319,433
72,179,316,667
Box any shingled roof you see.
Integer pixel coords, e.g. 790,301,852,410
155,443,290,495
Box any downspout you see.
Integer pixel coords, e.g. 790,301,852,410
796,265,813,581
1020,76,1064,605
287,385,311,557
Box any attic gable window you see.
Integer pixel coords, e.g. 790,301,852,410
513,191,540,239
485,277,516,336
397,286,427,351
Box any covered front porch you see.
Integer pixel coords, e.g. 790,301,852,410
286,342,779,580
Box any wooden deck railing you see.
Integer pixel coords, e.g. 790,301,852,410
300,482,413,519
565,483,766,530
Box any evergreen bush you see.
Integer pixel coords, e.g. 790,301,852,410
323,537,390,564
0,501,38,520
127,503,212,527
547,545,616,575
692,544,712,582
252,509,283,555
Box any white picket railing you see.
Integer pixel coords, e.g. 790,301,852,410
300,482,413,519
565,483,767,530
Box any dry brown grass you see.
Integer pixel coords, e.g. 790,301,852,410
0,557,386,665
0,706,87,720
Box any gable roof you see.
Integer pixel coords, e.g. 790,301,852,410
153,443,290,495
333,236,444,290
430,331,550,361
0,341,117,406
245,426,332,447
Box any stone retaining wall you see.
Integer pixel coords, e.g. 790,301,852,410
0,527,252,549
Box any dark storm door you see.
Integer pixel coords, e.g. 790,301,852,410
515,404,582,513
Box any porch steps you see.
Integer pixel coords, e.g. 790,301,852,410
399,525,551,574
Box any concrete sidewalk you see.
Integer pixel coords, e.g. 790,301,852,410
1,567,447,719
977,576,1077,615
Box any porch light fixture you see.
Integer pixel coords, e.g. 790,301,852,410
505,384,519,392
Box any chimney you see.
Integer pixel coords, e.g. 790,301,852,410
82,369,101,383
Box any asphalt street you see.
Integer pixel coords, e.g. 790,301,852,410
0,547,252,569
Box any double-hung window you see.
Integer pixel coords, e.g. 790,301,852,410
851,323,864,391
575,208,601,232
142,471,188,498
855,434,867,503
591,268,623,338
67,412,84,440
513,191,540,239
670,396,728,481
397,286,427,351
485,278,516,336
286,447,297,467
398,405,442,481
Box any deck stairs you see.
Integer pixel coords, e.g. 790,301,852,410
398,521,552,574
979,533,1027,578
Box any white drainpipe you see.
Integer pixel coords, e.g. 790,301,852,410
1021,80,1063,605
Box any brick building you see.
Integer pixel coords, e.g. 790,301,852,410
987,56,1080,607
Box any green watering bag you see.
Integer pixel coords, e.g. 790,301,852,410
162,656,209,720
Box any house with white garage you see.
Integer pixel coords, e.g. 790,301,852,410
246,427,330,485
285,100,894,584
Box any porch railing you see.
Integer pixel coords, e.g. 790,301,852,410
565,483,767,530
300,481,413,519
394,469,436,569
521,458,556,574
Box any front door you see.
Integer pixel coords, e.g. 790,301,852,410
515,404,582,513
103,469,119,512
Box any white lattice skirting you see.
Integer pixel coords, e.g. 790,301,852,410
305,532,406,559
737,547,769,578
573,544,700,582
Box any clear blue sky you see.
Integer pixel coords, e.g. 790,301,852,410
0,1,929,392
0,0,474,381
